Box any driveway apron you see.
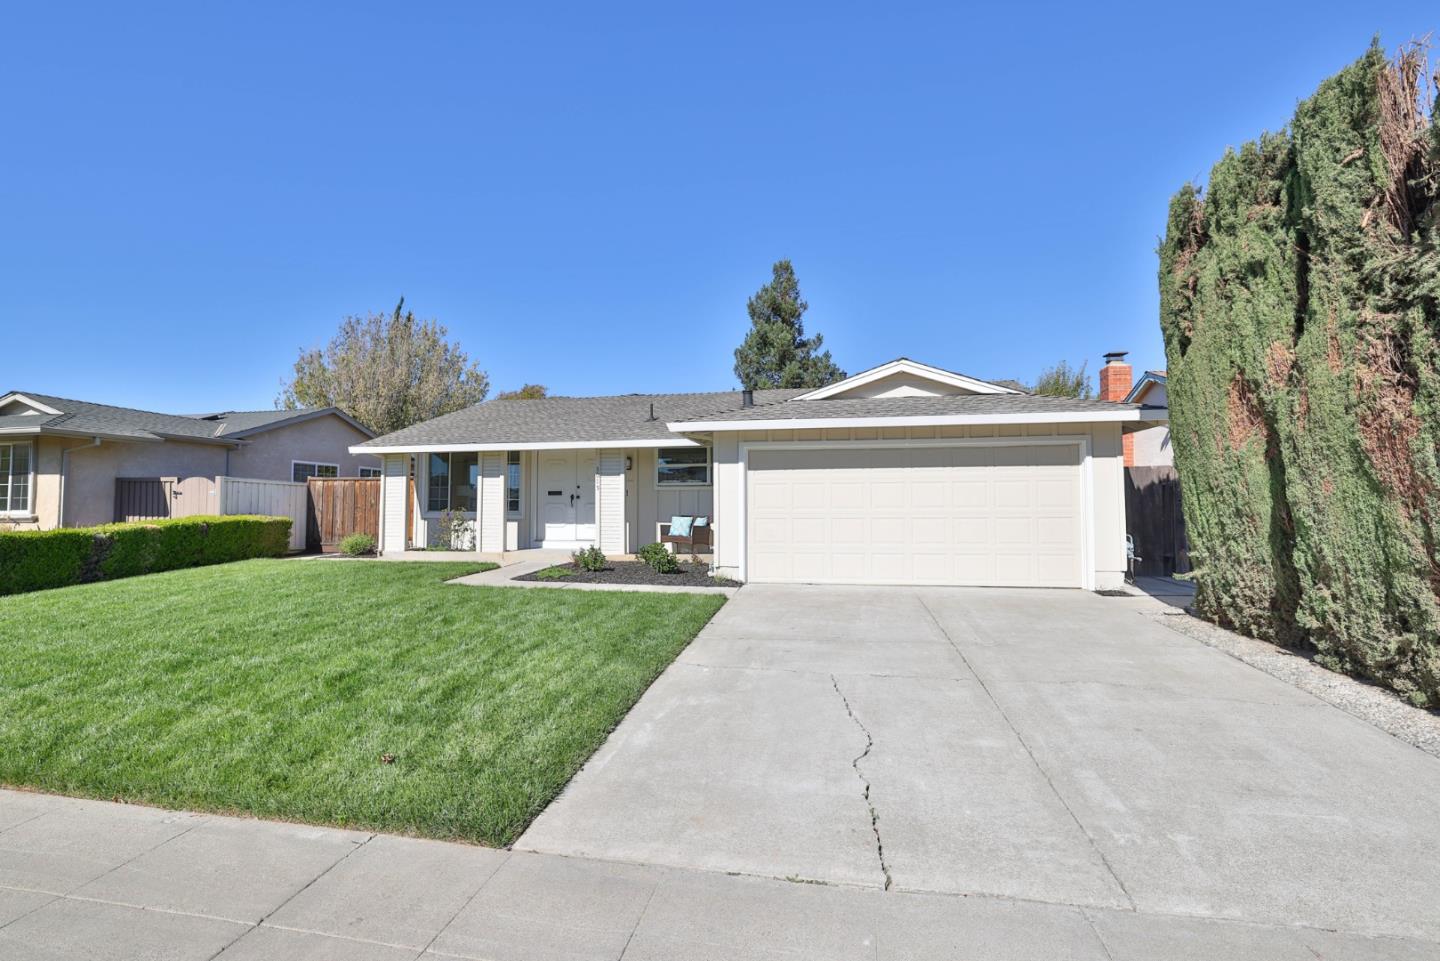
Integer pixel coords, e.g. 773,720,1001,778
516,584,1440,943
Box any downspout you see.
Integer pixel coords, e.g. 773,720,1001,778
59,437,102,528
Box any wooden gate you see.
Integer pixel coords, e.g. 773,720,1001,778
1124,466,1190,577
306,477,380,552
114,476,216,522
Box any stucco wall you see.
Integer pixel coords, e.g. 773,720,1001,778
1130,383,1172,467
61,439,229,528
226,415,378,481
710,422,1127,588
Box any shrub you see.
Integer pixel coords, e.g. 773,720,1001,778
572,545,607,572
0,515,292,596
635,542,668,566
0,528,94,595
637,542,680,574
339,532,376,557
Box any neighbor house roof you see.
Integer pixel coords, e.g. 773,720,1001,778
0,392,374,444
1123,371,1167,405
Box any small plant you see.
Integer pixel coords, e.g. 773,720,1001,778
338,532,376,557
572,545,608,572
436,509,470,550
637,542,680,574
636,542,669,566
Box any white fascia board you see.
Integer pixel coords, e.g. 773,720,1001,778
794,359,1020,400
667,409,1164,432
349,437,703,455
0,393,64,415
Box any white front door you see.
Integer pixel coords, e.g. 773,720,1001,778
538,450,597,546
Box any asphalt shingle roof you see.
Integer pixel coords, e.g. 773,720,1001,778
669,392,1145,423
1,392,352,443
357,388,1146,447
357,390,809,448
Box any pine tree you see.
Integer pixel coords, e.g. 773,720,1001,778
733,260,845,390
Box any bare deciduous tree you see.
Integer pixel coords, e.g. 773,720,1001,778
278,299,489,435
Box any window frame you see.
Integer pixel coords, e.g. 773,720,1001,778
291,461,340,483
656,446,711,487
505,451,522,518
425,451,480,515
0,441,34,516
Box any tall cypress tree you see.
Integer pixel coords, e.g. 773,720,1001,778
1159,41,1440,706
733,260,845,390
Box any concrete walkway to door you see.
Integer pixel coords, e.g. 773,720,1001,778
519,584,1440,951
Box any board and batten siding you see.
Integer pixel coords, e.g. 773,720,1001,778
632,447,713,552
380,454,408,554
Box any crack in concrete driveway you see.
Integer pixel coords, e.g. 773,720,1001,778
830,673,891,890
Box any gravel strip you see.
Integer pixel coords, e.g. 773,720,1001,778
1144,608,1440,760
516,561,738,588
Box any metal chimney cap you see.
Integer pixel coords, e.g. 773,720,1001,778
1103,351,1130,363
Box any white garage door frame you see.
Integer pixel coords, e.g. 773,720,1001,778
736,436,1095,590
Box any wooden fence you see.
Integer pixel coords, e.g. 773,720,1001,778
1124,466,1190,577
306,477,380,552
216,476,309,552
114,476,216,522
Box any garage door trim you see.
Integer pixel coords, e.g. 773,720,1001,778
736,437,1095,590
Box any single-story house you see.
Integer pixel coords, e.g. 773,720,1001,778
1122,370,1171,467
0,390,378,529
352,357,1167,590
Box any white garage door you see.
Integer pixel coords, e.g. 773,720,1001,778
745,444,1084,587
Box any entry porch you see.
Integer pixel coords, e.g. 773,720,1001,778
373,444,712,557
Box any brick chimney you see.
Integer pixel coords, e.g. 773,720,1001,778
1099,351,1135,467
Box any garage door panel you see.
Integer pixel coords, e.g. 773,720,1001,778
830,482,866,509
993,481,1031,508
747,444,1083,588
952,480,989,508
1036,514,1078,546
831,517,866,543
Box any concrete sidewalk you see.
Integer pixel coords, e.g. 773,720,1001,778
2,789,1435,961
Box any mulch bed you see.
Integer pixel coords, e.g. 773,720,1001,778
516,560,737,588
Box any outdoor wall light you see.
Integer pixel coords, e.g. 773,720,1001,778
625,456,633,471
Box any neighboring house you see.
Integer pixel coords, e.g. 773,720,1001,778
352,358,1166,590
0,391,378,530
1099,355,1171,467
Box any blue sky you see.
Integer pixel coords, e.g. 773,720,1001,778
2,2,1432,411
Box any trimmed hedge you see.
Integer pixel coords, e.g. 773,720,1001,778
0,515,291,596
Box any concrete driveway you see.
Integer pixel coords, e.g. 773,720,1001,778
519,584,1440,944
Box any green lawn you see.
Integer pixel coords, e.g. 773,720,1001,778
0,559,725,845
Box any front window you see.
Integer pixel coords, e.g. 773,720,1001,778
427,452,479,512
0,442,32,514
358,466,382,478
292,461,339,483
506,451,521,516
657,446,710,486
